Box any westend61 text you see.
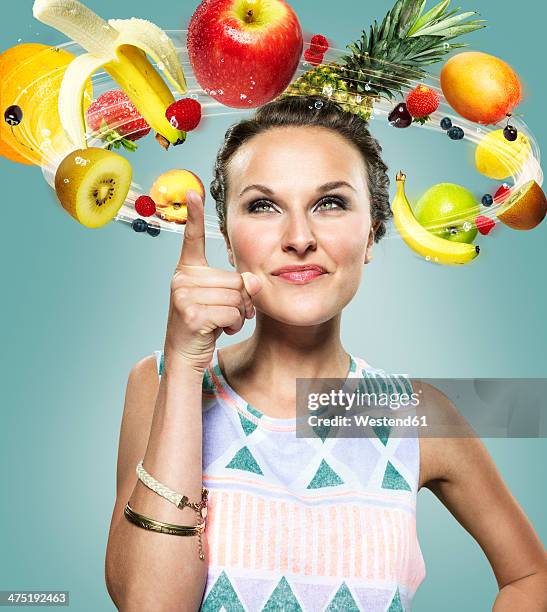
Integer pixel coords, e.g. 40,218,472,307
308,414,429,428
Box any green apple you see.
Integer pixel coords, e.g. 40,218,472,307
413,183,480,244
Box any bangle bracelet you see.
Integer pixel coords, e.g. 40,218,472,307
124,502,206,560
136,459,209,519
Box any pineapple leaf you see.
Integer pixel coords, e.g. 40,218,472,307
379,11,392,40
388,1,404,40
336,0,488,101
414,0,428,22
441,7,464,21
370,21,377,50
397,0,427,37
409,11,479,36
407,0,450,36
440,21,487,39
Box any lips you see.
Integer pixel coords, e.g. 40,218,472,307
271,264,327,275
277,269,326,283
271,264,328,284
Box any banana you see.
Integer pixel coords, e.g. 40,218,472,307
391,171,480,266
32,0,187,150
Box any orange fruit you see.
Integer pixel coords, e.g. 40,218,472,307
496,180,547,230
0,43,93,166
440,52,522,125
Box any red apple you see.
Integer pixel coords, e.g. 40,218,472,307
187,0,303,108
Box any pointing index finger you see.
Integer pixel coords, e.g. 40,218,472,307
177,188,208,269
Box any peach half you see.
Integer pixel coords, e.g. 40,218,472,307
150,169,205,224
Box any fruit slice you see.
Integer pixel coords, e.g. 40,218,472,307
150,169,205,225
475,129,531,180
54,148,132,228
0,43,93,165
495,180,547,230
391,171,480,266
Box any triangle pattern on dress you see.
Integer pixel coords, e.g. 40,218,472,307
226,446,263,475
200,570,245,611
382,461,411,491
325,581,361,611
238,410,259,436
312,421,332,443
373,424,391,446
262,576,303,611
202,369,216,394
388,586,404,611
307,458,344,489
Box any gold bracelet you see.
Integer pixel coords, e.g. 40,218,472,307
124,502,206,560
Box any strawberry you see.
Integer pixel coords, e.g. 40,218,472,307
303,48,324,66
310,34,329,54
86,90,151,152
165,98,202,131
135,195,156,217
406,85,440,120
475,215,496,235
494,183,511,203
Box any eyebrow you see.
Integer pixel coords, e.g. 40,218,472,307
238,180,357,197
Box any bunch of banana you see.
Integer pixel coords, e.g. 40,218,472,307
391,172,480,266
32,0,187,150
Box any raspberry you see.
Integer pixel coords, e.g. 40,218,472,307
135,195,156,217
310,34,329,54
165,98,202,131
475,215,496,235
304,48,324,67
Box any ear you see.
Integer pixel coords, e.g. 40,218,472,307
223,230,235,268
364,223,378,264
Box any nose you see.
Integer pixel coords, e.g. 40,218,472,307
281,210,317,254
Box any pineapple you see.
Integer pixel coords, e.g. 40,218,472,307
279,0,486,120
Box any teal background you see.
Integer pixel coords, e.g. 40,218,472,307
1,0,545,610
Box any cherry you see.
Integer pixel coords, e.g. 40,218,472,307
388,103,412,128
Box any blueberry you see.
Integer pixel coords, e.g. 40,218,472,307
132,218,148,232
481,194,493,207
503,125,518,141
146,223,161,237
4,105,23,126
440,117,452,130
448,126,464,140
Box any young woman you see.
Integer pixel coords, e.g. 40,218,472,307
104,94,547,611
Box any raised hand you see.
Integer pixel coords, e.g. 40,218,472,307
163,189,262,374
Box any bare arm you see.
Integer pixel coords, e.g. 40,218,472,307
418,381,547,611
104,352,208,611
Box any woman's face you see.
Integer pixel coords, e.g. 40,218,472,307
224,125,377,325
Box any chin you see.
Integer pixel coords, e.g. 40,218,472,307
260,298,341,326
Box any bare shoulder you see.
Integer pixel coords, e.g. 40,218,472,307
412,381,547,593
107,353,161,530
413,379,476,491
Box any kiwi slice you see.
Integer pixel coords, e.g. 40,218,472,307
54,147,132,228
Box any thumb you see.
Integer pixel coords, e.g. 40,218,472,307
241,272,263,296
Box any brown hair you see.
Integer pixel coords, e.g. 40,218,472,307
210,94,392,242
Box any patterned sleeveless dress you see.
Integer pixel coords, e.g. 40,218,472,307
154,347,426,611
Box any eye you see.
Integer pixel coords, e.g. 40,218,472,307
316,196,348,211
247,196,348,214
247,199,275,214
247,199,276,214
